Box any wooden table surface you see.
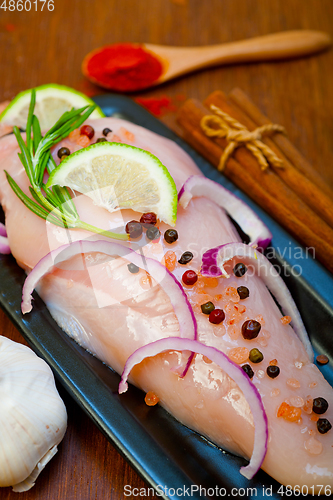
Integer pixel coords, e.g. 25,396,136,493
0,1,333,498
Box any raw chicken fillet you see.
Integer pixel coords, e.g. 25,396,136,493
0,118,332,491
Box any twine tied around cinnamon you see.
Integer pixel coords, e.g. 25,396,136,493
200,104,285,171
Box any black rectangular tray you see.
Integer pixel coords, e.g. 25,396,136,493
0,94,332,499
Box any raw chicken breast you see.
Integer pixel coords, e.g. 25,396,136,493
0,118,332,491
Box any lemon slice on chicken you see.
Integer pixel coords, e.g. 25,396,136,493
0,84,104,130
46,142,178,226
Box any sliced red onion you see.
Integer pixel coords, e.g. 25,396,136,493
21,239,197,342
201,242,313,361
0,222,7,237
119,337,268,480
0,226,10,254
178,176,272,250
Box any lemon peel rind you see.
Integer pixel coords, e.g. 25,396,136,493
0,84,105,125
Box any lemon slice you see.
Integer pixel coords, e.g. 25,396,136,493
0,84,105,130
46,142,178,226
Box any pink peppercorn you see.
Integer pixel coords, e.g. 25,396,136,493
182,270,198,286
209,309,225,324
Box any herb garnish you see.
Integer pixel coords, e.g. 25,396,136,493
5,89,128,240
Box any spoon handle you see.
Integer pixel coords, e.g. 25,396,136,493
146,31,331,81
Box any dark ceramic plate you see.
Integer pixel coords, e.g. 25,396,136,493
0,95,332,500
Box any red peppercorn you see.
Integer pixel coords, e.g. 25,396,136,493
209,309,225,324
140,212,157,227
182,270,198,286
80,125,95,140
125,220,143,239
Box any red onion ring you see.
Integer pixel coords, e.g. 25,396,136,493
0,222,7,237
21,239,197,343
0,222,10,254
201,242,313,360
119,337,268,480
178,176,272,250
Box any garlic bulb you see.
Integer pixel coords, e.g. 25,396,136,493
0,335,67,492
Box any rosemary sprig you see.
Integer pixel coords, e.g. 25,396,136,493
5,89,128,240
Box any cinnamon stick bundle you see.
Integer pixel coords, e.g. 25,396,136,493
205,90,333,229
177,97,333,273
229,87,333,199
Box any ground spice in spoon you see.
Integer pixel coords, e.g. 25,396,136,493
82,43,163,92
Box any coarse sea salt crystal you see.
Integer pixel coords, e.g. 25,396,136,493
290,396,305,408
287,378,301,389
256,370,265,379
304,437,323,456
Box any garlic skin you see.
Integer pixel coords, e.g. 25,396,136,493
0,336,67,492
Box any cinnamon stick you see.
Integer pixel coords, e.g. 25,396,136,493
228,87,333,199
204,90,333,230
202,92,333,246
177,98,333,273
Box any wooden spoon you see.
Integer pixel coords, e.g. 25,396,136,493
146,31,331,86
83,31,331,92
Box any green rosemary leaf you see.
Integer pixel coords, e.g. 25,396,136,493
42,186,61,207
17,151,29,173
52,184,79,218
47,154,57,174
5,171,50,220
45,106,87,136
13,127,35,186
29,186,76,228
37,150,50,186
51,106,95,144
29,185,47,207
32,114,42,153
25,89,36,155
34,105,95,165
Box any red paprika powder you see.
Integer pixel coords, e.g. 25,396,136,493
82,43,163,92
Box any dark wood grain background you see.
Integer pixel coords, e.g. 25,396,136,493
0,1,333,498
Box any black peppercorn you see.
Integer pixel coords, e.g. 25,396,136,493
237,286,249,300
96,137,107,143
317,418,332,434
241,320,261,340
266,365,280,379
178,251,193,265
128,263,139,274
242,364,254,379
312,397,329,415
125,220,143,239
103,127,112,136
164,229,178,244
233,263,247,277
146,226,161,241
57,146,70,158
201,301,215,315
